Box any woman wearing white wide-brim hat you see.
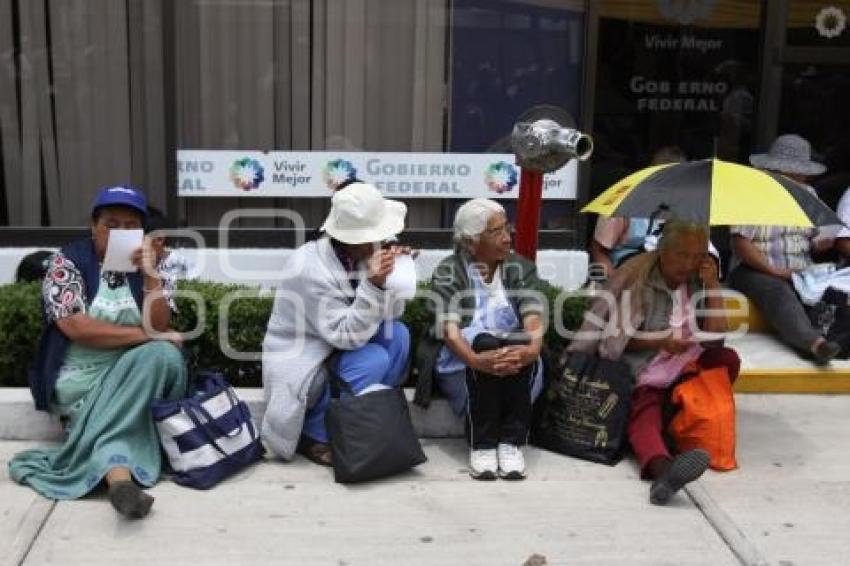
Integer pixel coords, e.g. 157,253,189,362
729,134,843,364
261,183,414,466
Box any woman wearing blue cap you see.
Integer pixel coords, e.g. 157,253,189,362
8,185,187,519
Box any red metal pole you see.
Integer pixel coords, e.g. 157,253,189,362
514,168,544,261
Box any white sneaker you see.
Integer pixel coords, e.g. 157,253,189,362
497,443,526,480
469,449,498,480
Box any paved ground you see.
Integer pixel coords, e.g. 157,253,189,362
2,395,847,566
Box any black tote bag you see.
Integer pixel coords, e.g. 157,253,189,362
531,351,633,465
325,379,427,483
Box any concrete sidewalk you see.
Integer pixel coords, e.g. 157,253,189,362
2,395,848,566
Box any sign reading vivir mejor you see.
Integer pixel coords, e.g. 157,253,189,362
177,150,577,199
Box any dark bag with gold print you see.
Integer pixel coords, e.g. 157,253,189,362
531,351,633,465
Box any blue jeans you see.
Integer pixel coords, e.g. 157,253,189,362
302,321,410,443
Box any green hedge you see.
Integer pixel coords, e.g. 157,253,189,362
0,280,587,388
0,282,43,387
170,281,274,386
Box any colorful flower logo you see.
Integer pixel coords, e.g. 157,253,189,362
229,157,265,192
484,161,518,194
816,6,847,39
323,159,358,190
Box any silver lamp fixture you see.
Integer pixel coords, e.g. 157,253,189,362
510,119,593,173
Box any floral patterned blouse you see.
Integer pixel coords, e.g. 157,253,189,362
42,252,176,323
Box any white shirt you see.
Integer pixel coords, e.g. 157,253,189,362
835,187,850,239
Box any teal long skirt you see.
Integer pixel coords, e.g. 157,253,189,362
8,341,187,500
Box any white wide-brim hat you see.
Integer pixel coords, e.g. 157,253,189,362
749,133,826,177
320,182,407,244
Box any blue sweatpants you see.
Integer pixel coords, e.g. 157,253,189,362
302,321,410,443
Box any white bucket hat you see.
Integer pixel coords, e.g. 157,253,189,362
320,182,407,244
749,134,826,177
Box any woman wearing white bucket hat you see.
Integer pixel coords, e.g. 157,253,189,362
262,183,414,466
729,134,842,364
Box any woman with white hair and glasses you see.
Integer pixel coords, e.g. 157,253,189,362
414,198,546,480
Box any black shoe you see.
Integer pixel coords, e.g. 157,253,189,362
649,449,710,506
813,340,841,366
296,436,333,467
108,481,154,519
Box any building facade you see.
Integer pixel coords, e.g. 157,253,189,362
0,0,848,247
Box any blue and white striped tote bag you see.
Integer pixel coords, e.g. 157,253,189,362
152,371,265,489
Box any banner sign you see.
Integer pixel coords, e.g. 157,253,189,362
177,150,577,199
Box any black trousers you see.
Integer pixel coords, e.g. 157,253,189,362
466,368,532,449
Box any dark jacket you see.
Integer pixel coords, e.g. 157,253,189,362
413,250,544,407
28,239,144,411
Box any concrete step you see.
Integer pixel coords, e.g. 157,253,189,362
728,332,850,393
5,328,850,441
0,387,465,442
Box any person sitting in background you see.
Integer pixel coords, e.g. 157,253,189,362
9,185,187,520
729,134,840,364
262,183,413,467
829,185,850,262
570,220,740,505
15,250,53,283
590,146,687,278
414,198,545,480
145,207,192,288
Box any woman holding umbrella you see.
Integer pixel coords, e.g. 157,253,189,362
728,134,841,364
584,135,844,365
569,220,739,505
576,143,843,503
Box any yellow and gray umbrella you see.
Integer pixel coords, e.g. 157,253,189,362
583,158,841,227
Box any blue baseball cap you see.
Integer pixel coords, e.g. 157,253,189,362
91,184,148,218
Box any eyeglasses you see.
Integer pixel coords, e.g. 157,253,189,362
481,223,513,239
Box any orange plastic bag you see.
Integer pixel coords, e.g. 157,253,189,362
668,366,737,471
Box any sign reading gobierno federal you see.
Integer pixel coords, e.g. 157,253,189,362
178,150,577,199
